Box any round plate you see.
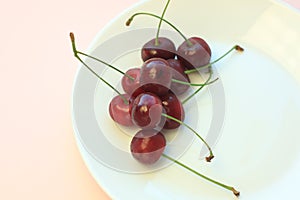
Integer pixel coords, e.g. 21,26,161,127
72,0,300,199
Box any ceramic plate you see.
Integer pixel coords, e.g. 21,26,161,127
72,0,300,199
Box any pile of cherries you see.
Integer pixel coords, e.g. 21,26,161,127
109,40,214,163
70,0,243,197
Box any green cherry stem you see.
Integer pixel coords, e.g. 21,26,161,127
126,12,192,46
185,45,244,74
161,113,214,162
155,0,171,46
76,51,134,81
171,77,218,87
162,154,240,197
182,69,213,105
69,32,129,104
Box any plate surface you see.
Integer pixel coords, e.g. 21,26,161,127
72,0,300,199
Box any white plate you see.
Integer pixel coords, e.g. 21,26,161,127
72,0,300,199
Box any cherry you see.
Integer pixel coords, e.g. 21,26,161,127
161,92,184,129
131,92,164,130
167,59,190,95
141,37,176,61
130,129,166,165
122,68,141,95
128,86,145,104
140,58,172,96
109,94,133,126
140,0,175,62
177,37,212,70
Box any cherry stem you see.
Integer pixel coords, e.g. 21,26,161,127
69,32,129,104
161,113,214,161
155,0,171,46
171,77,218,87
162,154,240,197
185,45,244,74
182,69,213,105
76,51,134,81
126,12,192,46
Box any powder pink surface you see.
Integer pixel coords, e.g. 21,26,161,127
0,0,299,200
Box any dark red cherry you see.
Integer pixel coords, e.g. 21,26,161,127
167,59,190,95
161,92,185,129
131,92,163,130
130,129,166,165
140,58,172,96
177,37,211,70
109,94,133,126
129,86,145,104
142,37,176,61
122,68,141,95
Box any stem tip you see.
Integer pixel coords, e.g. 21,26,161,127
126,18,133,26
232,188,240,197
70,32,75,42
235,45,244,52
205,155,214,162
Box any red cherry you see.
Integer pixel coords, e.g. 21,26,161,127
167,59,190,95
129,86,145,104
131,92,163,130
190,37,211,56
161,92,185,129
122,68,141,95
140,58,172,96
130,129,166,165
177,37,211,70
109,94,133,126
141,37,176,61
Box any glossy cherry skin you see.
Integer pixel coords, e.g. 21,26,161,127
129,86,145,104
167,59,190,95
109,94,133,126
140,58,172,97
142,37,176,61
131,92,163,130
122,68,141,95
177,37,212,70
161,92,185,129
130,129,166,165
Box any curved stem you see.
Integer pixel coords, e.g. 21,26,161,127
162,154,240,197
171,77,218,86
161,113,214,162
185,45,244,74
155,0,171,46
182,69,213,105
126,12,192,46
69,32,129,104
77,51,134,81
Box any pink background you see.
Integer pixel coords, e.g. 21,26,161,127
0,0,299,199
